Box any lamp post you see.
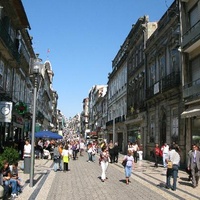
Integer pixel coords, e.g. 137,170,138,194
29,56,43,187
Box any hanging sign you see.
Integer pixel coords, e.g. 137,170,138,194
0,101,13,123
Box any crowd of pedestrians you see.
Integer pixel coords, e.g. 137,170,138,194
2,135,200,199
150,141,200,191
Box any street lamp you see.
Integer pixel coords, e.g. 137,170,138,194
29,55,44,187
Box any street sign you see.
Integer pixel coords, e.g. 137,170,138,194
0,101,13,123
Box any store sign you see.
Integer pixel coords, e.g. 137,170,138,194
0,101,13,123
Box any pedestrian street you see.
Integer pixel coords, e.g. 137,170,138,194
17,152,200,200
45,154,163,200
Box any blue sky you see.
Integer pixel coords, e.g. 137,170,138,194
22,0,174,118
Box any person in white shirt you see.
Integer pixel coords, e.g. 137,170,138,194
23,139,31,174
165,145,180,191
23,139,31,157
132,142,139,163
62,144,71,172
79,140,85,156
161,142,169,168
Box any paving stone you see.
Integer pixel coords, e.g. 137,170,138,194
17,153,200,200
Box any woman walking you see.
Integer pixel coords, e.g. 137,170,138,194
53,143,60,172
62,144,71,172
99,146,110,182
122,150,134,185
154,143,161,168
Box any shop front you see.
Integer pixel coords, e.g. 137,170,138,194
181,105,200,160
127,125,140,144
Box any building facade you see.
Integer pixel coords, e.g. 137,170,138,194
0,1,59,148
106,37,128,152
145,1,185,160
126,16,157,156
180,0,200,156
88,85,107,140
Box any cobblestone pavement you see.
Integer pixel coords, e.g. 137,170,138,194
17,153,200,200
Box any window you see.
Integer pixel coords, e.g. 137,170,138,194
189,4,199,28
191,55,200,83
159,55,166,78
6,68,11,91
171,108,178,142
150,115,155,143
13,73,20,101
20,79,25,102
148,62,156,86
0,60,4,87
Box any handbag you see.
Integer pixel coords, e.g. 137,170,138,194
122,159,127,167
54,155,60,160
167,160,173,169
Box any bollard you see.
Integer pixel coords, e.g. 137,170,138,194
0,185,3,199
0,173,3,199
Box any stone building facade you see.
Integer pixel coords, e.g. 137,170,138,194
106,36,128,152
180,0,200,156
126,15,157,156
0,1,58,147
145,1,185,160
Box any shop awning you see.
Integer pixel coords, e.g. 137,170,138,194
181,106,200,118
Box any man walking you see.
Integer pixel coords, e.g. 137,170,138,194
165,144,180,191
187,144,200,188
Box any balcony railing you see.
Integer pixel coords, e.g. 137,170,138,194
182,20,200,49
146,71,180,99
20,40,31,64
0,20,20,62
183,78,200,100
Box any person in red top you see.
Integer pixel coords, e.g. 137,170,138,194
154,143,161,167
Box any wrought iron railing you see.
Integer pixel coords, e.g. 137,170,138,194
183,78,200,99
146,71,180,99
182,19,200,48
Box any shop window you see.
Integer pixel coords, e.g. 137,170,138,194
192,118,200,146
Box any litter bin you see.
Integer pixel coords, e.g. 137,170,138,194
138,151,143,161
0,174,4,199
0,185,3,199
24,157,31,174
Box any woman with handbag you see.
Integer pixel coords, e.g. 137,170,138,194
99,146,110,182
122,150,134,185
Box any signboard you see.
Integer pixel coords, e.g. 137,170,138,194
0,101,13,123
154,82,159,94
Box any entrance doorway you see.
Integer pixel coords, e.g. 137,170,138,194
117,132,123,152
160,113,167,146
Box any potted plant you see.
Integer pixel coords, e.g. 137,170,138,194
0,147,19,166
